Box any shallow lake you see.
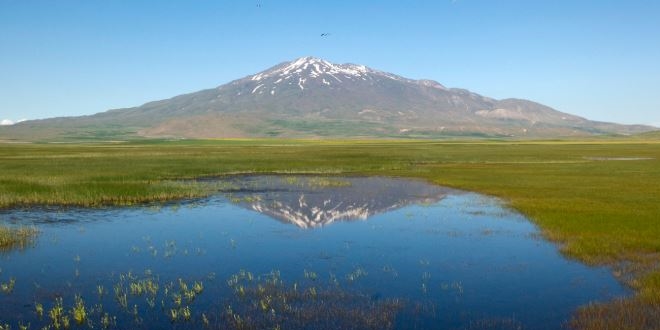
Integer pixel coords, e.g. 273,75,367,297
0,176,628,329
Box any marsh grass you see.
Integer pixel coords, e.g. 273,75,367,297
570,297,660,330
1,138,660,328
0,226,38,252
220,269,404,330
6,267,405,330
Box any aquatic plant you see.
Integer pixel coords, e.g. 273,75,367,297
129,278,159,297
192,281,204,295
34,303,43,318
0,264,412,329
173,292,183,306
421,272,431,281
227,270,254,287
303,269,317,281
168,306,192,323
328,273,340,287
96,285,105,298
345,266,368,283
181,306,191,321
0,226,38,252
131,304,140,323
115,292,128,310
0,278,15,294
218,269,405,330
99,313,114,329
71,295,86,325
48,298,65,330
168,308,178,322
172,278,202,304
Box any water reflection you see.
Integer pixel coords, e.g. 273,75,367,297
0,175,629,330
216,176,452,228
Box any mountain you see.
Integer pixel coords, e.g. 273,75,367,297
1,56,655,140
215,175,453,229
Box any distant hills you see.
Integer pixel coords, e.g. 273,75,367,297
1,56,655,141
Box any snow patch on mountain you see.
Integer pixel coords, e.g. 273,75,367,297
249,56,405,91
1,119,26,126
251,84,264,94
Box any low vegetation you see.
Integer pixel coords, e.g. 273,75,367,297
0,226,38,252
0,266,405,330
0,138,659,328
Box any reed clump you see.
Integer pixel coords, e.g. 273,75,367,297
0,226,38,252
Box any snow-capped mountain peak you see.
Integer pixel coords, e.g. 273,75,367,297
252,57,368,80
248,57,405,91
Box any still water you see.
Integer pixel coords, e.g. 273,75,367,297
0,176,627,329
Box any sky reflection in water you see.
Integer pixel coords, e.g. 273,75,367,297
0,176,628,329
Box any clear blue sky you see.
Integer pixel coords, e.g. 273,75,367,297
1,0,659,126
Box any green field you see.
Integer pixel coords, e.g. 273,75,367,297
1,139,659,328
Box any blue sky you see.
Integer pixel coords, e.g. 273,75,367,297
1,0,659,126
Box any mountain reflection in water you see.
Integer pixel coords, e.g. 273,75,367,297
215,176,453,228
0,175,630,330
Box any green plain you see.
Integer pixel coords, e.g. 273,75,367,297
1,139,659,328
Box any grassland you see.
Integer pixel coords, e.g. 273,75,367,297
1,138,659,328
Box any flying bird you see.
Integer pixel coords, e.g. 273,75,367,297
320,33,330,37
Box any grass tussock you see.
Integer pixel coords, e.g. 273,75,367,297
0,226,39,252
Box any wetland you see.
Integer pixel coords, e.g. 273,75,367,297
0,175,629,329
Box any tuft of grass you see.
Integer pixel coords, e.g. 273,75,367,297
0,226,39,252
0,278,15,294
71,295,87,325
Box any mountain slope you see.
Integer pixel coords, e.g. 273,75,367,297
1,57,655,140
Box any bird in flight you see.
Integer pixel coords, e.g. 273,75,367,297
321,33,330,37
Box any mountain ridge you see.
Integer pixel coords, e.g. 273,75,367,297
1,56,655,141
